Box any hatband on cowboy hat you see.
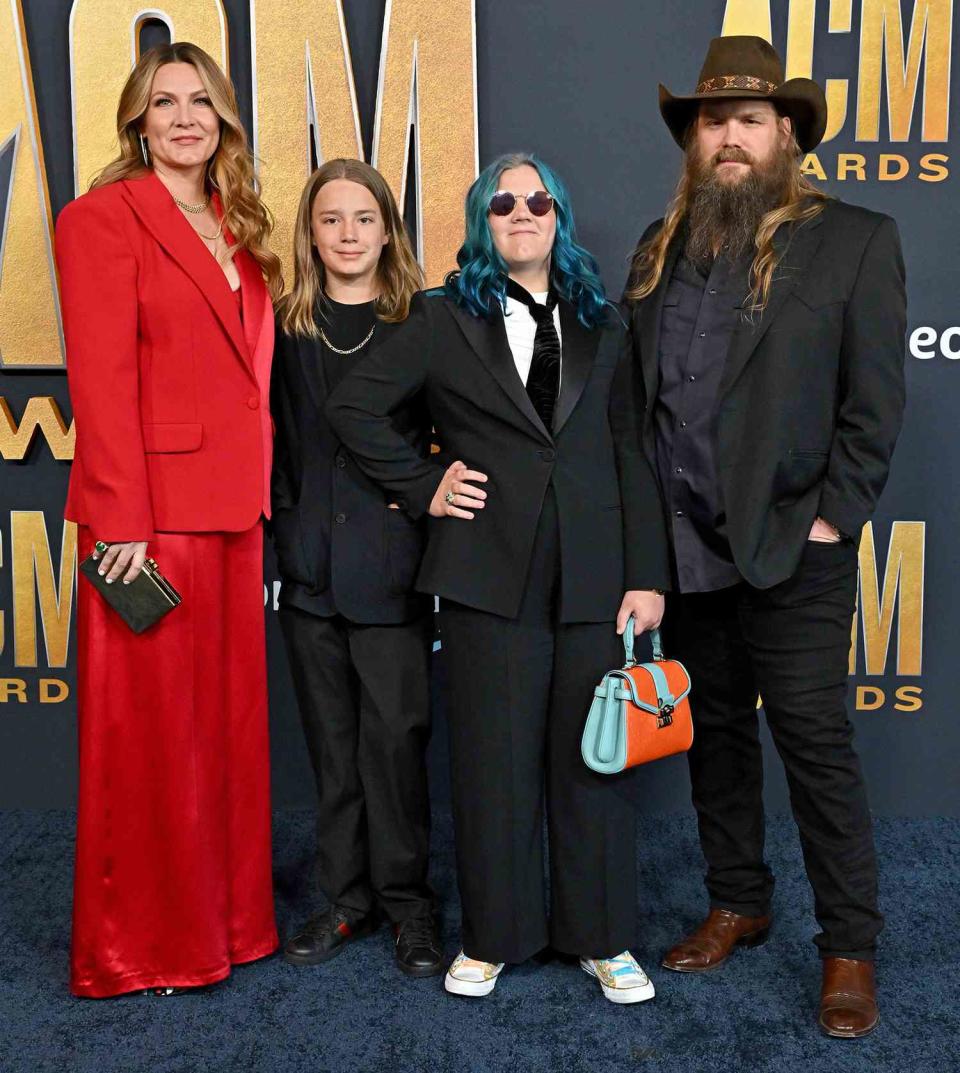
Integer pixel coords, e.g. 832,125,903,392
659,35,827,153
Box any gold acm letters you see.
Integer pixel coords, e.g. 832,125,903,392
252,0,478,286
721,0,952,144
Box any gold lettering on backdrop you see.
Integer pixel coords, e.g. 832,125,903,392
0,398,74,460
801,153,829,180
371,0,478,287
894,685,923,712
850,521,925,676
838,151,867,179
39,678,69,703
879,152,910,179
722,0,952,144
856,685,885,710
721,0,772,40
785,0,852,142
69,0,227,194
0,0,63,368
0,678,27,702
721,0,851,141
252,0,478,288
250,0,364,282
919,152,949,180
11,513,76,668
857,0,952,142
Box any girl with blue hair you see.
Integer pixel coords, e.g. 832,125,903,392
328,153,670,1003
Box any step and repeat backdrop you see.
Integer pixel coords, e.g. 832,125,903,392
0,0,955,812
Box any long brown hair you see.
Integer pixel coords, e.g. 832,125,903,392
91,41,284,300
626,128,828,313
279,159,424,337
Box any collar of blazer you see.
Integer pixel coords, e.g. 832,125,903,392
445,294,601,444
636,207,826,406
119,170,265,380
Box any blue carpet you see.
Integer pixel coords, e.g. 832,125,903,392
0,811,957,1073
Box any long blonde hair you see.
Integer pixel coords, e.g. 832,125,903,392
626,130,828,313
279,159,424,337
92,41,284,301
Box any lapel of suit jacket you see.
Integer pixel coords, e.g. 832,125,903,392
553,301,600,436
718,213,825,398
235,247,267,367
297,328,329,415
121,172,254,379
447,300,553,444
637,235,683,406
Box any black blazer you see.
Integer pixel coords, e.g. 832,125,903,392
270,312,431,624
326,290,670,623
626,198,906,590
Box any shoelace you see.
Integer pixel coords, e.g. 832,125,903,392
602,954,642,979
397,916,438,950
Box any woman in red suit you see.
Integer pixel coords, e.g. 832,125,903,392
55,41,283,998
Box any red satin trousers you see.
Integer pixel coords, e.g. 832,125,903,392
71,524,277,997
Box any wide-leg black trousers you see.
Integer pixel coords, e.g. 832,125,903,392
661,540,882,959
439,489,638,964
279,607,435,923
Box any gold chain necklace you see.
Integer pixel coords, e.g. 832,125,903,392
319,323,376,355
173,194,210,214
197,219,224,243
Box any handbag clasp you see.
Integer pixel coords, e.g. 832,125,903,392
657,701,674,729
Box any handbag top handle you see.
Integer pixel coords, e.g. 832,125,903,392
623,615,664,667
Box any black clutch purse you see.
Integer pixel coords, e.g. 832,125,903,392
79,549,182,634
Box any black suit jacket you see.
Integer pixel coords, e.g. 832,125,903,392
627,198,906,590
326,290,670,622
270,313,431,624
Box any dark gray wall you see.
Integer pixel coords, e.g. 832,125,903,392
1,0,956,816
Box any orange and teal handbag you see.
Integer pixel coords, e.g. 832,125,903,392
581,618,693,773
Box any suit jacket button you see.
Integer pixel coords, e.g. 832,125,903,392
540,448,556,462
247,395,260,409
336,456,347,469
335,512,347,524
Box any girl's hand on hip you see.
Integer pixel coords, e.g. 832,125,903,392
429,460,489,520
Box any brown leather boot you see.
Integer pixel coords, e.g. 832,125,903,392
661,908,771,972
819,957,878,1038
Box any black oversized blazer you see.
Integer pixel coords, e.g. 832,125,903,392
270,312,432,624
326,289,671,622
626,198,907,590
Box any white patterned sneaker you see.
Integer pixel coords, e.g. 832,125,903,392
444,950,505,997
580,950,656,1004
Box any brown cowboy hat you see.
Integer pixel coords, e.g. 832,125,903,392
659,35,827,153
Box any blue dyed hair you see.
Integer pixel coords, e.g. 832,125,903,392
445,152,608,329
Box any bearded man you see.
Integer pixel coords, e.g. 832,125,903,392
623,36,905,1038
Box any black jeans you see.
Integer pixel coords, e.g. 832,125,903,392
661,540,882,960
439,487,638,964
279,607,435,923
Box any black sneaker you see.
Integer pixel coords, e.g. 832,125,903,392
283,906,378,966
393,914,443,978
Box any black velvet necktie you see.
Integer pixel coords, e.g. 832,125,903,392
506,278,561,431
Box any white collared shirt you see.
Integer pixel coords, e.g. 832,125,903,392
503,292,563,388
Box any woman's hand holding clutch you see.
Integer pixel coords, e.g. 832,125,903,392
92,541,149,584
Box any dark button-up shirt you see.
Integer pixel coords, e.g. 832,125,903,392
655,251,750,593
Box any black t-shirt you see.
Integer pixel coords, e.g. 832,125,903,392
318,297,378,392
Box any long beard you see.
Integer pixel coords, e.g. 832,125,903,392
684,145,795,271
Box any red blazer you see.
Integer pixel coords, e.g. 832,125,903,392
55,170,275,542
